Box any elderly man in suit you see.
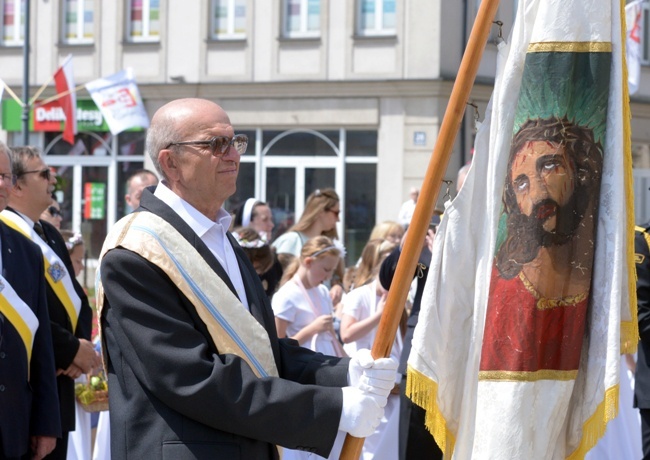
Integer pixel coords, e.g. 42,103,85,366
2,146,100,459
98,98,397,459
0,141,61,459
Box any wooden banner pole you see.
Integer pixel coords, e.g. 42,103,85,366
339,0,502,458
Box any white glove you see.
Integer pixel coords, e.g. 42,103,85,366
348,348,399,399
338,386,384,438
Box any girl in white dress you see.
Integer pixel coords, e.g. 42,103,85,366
272,236,346,459
340,239,401,460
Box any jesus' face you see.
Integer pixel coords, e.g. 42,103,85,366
510,141,576,234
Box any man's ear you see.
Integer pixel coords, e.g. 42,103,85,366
10,178,25,198
159,149,179,181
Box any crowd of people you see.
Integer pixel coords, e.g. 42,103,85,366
2,95,648,460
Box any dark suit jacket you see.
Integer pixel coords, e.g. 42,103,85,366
100,189,349,460
0,222,61,458
636,224,650,409
5,209,92,432
379,246,431,375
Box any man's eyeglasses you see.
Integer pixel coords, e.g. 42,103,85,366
48,206,62,218
165,134,248,157
20,168,53,181
0,173,17,186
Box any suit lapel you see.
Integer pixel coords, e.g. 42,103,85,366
227,233,269,326
139,189,239,298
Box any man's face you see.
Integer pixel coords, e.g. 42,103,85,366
0,151,13,211
169,103,240,212
17,156,57,216
126,174,158,210
510,141,575,233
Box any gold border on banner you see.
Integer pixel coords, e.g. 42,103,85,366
528,41,612,53
479,369,578,382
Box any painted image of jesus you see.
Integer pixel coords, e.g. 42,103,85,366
479,116,603,378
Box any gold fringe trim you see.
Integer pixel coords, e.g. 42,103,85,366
567,385,619,460
621,0,640,355
406,365,456,459
478,369,578,382
528,42,612,53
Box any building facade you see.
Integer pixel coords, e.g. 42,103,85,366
1,0,650,264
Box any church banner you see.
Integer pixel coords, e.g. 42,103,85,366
406,0,637,458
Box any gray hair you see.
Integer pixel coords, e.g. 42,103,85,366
0,141,12,171
9,145,41,177
145,115,178,180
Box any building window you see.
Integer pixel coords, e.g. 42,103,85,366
128,0,160,42
1,0,25,46
63,0,94,44
211,0,246,39
357,0,395,36
283,0,320,38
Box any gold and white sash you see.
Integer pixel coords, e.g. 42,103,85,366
0,274,39,378
0,210,81,332
96,211,279,378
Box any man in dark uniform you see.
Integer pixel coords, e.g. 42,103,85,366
0,141,61,459
635,222,650,457
3,146,100,459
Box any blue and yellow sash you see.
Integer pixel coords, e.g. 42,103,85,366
0,211,81,332
96,211,279,378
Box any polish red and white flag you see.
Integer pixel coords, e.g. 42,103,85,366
53,54,77,144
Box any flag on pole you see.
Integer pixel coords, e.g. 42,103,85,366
85,68,149,135
626,0,644,95
53,55,77,144
406,0,637,459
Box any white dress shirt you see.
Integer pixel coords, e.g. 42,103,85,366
154,182,250,310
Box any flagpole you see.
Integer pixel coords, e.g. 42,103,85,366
21,0,31,145
339,0,501,458
28,73,56,106
34,83,85,107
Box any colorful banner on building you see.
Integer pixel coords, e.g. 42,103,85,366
84,182,106,220
85,68,149,135
406,0,637,459
53,55,77,144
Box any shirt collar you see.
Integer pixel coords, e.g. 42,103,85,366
153,182,232,238
14,209,35,228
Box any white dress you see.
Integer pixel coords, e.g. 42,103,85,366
342,280,401,460
67,375,92,460
585,355,642,459
272,279,346,459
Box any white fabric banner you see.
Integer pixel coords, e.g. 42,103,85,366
625,0,644,95
85,68,149,135
407,0,637,459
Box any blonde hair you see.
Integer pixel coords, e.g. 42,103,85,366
353,239,397,288
289,188,340,239
280,235,341,286
369,220,404,242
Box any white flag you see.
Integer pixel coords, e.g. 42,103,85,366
407,0,637,458
626,0,644,95
85,68,149,135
